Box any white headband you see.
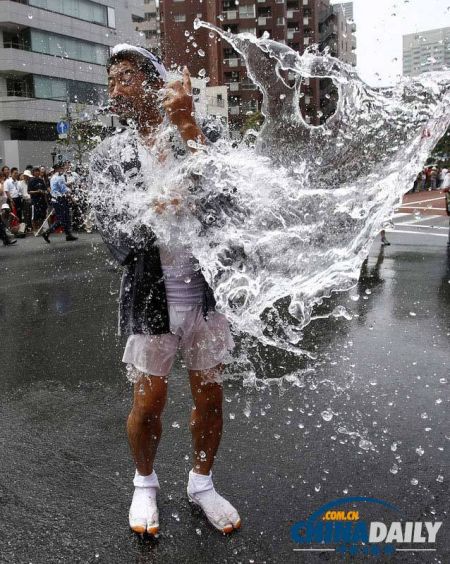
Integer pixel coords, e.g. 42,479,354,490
111,43,168,82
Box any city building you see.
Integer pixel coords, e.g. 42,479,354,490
137,0,161,53
403,27,450,76
160,0,356,128
191,77,229,126
332,1,353,21
0,0,143,168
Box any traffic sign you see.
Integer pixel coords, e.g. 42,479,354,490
56,121,69,135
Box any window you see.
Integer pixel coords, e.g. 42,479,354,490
30,30,108,65
174,14,186,23
32,75,107,104
277,17,285,25
29,0,109,27
240,27,256,35
239,5,256,18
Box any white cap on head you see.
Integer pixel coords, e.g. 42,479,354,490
23,170,33,177
110,44,168,82
1,203,10,210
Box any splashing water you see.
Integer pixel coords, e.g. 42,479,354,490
90,21,450,358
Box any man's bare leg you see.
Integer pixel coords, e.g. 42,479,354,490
127,372,168,535
189,366,224,475
127,373,168,475
187,365,241,533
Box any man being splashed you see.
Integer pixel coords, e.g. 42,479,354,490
89,45,240,535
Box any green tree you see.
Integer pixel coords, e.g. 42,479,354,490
57,105,106,166
430,125,450,166
240,110,265,135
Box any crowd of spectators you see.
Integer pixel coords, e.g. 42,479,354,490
0,162,90,246
412,165,450,192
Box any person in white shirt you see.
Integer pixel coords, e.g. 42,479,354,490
20,170,33,231
4,168,23,221
443,171,450,190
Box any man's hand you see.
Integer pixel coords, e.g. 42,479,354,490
162,67,206,150
153,198,181,215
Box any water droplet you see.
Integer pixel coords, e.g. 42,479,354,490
196,527,202,535
409,311,417,317
27,13,33,19
440,378,447,384
415,446,424,456
321,409,333,422
390,463,399,475
199,450,206,459
365,289,372,295
185,30,190,37
229,413,235,420
198,68,207,77
435,398,442,405
410,478,418,486
358,439,373,451
420,412,428,419
391,442,398,452
436,475,444,483
171,512,180,521
314,484,321,492
198,49,205,57
172,421,180,428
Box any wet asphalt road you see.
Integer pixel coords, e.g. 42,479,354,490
0,216,449,564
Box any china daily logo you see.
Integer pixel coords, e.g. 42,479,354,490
290,497,443,557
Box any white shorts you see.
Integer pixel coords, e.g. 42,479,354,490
122,304,234,379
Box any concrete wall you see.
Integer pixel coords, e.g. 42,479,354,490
3,140,55,169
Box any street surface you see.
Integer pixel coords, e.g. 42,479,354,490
0,211,448,564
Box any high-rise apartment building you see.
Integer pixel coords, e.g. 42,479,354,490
403,27,450,76
332,1,353,21
0,0,142,168
137,0,161,52
160,0,356,127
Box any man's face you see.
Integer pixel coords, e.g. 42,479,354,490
108,59,162,120
33,169,40,177
2,167,10,177
12,171,19,181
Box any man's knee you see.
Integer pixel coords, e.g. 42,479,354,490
131,375,167,421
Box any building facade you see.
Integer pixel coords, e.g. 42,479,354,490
160,0,356,128
403,27,450,76
0,0,143,168
137,0,161,53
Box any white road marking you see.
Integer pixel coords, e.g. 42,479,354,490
397,206,445,212
385,229,448,238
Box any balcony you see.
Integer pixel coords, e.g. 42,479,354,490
227,82,240,92
229,105,240,115
224,10,238,20
241,79,257,90
258,16,271,26
224,57,241,67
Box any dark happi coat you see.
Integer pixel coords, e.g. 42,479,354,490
89,121,223,337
